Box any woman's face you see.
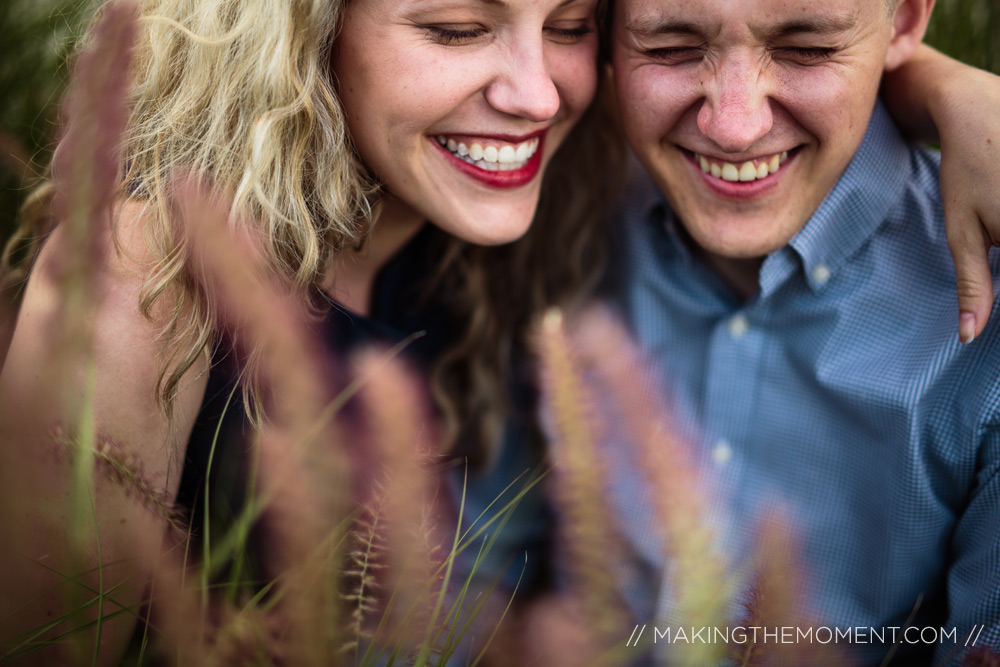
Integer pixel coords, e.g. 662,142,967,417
332,0,600,245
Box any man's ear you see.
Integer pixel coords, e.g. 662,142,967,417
884,0,937,71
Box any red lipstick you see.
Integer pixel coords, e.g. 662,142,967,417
431,132,546,189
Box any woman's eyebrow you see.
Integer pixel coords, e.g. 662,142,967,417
408,0,501,8
409,0,586,15
475,0,583,7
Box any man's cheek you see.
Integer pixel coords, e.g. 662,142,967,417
624,68,695,135
775,70,858,131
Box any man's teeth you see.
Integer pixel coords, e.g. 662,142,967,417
435,136,540,171
696,151,789,183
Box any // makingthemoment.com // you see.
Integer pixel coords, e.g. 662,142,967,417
625,624,987,648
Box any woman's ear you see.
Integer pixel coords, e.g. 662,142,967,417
884,0,937,71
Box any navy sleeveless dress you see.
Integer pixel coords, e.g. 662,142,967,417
175,225,553,594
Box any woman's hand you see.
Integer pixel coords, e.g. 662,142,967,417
883,44,1000,343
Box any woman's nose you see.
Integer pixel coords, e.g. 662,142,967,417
485,42,561,122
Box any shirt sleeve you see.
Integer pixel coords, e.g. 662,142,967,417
939,424,1000,665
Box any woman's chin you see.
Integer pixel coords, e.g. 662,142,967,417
441,218,534,246
427,198,539,246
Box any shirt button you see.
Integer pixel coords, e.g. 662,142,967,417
812,263,831,285
712,440,733,465
727,314,749,339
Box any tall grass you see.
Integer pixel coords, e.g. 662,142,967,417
0,0,95,240
0,4,534,664
1,1,999,666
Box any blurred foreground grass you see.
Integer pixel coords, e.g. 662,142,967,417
0,0,998,245
0,0,94,236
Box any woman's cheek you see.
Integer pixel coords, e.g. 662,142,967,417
551,41,601,115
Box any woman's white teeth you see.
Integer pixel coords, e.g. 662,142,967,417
435,135,540,170
697,150,789,182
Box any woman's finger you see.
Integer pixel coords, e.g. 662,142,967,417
946,214,994,343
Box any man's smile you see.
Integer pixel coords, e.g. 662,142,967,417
691,149,791,183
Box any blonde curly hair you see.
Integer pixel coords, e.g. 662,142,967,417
5,0,624,465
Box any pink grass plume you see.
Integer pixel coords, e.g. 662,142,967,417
171,175,352,661
535,308,630,661
964,645,1000,667
566,308,731,665
48,0,137,297
172,175,335,434
353,349,448,658
732,511,850,666
30,1,139,440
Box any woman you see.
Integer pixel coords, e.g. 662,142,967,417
1,0,999,663
0,1,618,663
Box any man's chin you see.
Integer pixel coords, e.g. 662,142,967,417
680,216,796,261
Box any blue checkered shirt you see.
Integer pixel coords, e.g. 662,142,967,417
603,102,1000,665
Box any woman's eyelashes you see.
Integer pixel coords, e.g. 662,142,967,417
423,21,593,46
545,23,594,43
424,24,487,45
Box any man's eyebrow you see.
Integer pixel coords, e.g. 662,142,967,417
765,15,858,38
623,14,857,40
623,17,704,38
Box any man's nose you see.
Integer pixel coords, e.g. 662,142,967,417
485,42,561,122
697,52,773,154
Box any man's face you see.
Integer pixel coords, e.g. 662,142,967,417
612,0,896,260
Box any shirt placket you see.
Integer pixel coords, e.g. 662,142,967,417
701,305,764,486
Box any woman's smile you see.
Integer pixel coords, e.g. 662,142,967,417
430,131,546,188
332,0,599,245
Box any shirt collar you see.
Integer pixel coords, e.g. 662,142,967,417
761,100,912,296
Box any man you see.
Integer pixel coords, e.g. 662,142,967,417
603,0,1000,663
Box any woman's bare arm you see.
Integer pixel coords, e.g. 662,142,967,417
883,44,1000,343
0,206,208,665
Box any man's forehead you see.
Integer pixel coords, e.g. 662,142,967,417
616,0,871,38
